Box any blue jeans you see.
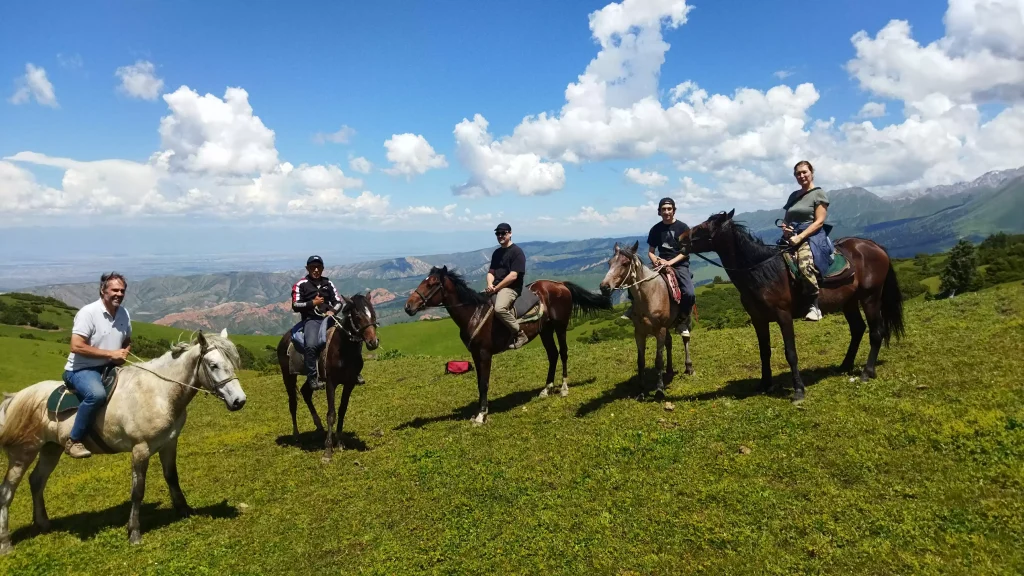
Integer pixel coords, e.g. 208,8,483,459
62,367,108,442
303,318,326,380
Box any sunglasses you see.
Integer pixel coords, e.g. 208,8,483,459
495,231,508,237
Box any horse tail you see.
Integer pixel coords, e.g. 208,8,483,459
0,388,46,449
879,260,906,346
563,282,613,318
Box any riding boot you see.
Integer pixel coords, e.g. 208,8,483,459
64,438,92,459
804,296,822,321
510,330,530,350
620,305,634,320
304,348,323,391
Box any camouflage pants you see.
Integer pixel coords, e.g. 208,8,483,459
795,242,819,295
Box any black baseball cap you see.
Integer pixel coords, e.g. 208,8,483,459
494,222,512,233
306,255,324,266
658,197,676,210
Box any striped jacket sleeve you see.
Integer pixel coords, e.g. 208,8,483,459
291,279,309,313
327,280,344,313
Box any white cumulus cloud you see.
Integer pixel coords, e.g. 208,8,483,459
383,133,448,177
349,156,373,174
314,125,356,144
857,102,887,118
115,60,165,101
159,86,279,175
9,63,57,107
624,167,668,186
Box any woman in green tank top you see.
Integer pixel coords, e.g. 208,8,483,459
781,160,832,321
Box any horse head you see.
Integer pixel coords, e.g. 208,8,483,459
194,329,247,411
342,293,380,350
405,266,449,315
599,240,641,294
681,209,734,255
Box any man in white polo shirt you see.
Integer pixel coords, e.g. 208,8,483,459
61,272,132,458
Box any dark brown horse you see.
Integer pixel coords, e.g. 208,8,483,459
276,293,379,461
679,210,905,402
403,267,611,425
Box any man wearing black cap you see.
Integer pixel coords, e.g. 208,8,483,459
622,197,696,335
485,222,529,349
291,255,345,390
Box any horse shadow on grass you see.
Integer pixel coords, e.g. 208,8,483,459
395,376,598,430
274,430,369,452
11,499,238,545
675,363,871,403
575,369,667,418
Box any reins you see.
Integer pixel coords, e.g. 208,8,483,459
609,253,663,291
683,226,790,273
124,340,237,397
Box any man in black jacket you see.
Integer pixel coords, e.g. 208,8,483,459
291,255,344,390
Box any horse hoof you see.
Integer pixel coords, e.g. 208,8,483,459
653,388,666,401
538,388,550,399
471,414,487,426
559,387,569,398
176,506,195,518
0,539,11,555
321,455,332,464
129,532,142,545
35,518,52,532
791,390,806,404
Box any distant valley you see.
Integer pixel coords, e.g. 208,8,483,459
12,167,1024,335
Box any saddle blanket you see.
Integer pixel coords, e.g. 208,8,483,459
285,325,337,377
785,246,853,284
47,368,118,416
660,267,682,304
491,287,543,324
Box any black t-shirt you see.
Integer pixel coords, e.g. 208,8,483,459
489,243,527,293
646,220,691,265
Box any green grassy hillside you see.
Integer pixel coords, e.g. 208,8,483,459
1,284,1022,574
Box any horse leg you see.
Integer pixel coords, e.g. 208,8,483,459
634,331,647,393
860,297,884,382
665,328,674,380
159,438,193,516
682,331,694,375
335,382,356,450
322,380,337,462
127,445,152,544
556,327,569,397
654,330,667,397
29,444,63,532
472,350,491,426
839,300,866,374
0,447,37,554
538,328,557,398
778,316,805,403
300,382,325,434
753,320,773,391
285,374,300,441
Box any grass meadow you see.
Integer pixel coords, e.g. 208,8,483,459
0,284,1022,574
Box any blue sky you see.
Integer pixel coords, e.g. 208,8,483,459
2,0,1021,265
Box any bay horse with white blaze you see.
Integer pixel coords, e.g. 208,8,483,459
404,267,612,425
679,210,905,402
276,293,379,462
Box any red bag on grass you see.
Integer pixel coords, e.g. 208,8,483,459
445,361,473,374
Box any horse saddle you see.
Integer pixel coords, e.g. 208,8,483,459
784,244,854,286
285,325,338,377
659,266,682,304
490,287,544,324
47,365,119,417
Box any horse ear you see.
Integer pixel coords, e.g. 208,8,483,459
630,240,639,253
613,242,620,251
219,328,228,338
196,330,208,348
727,209,735,219
442,265,448,274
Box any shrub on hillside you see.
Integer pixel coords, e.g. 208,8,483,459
940,239,983,296
377,348,405,361
18,333,40,340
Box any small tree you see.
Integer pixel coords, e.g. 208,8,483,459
939,239,982,296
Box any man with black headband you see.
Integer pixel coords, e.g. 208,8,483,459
621,197,696,335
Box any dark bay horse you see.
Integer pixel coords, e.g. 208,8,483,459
679,210,905,402
403,267,612,425
276,294,379,461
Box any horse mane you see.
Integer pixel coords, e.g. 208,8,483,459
431,266,489,306
168,332,241,369
721,218,787,293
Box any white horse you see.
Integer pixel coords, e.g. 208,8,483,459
600,241,694,397
0,330,247,553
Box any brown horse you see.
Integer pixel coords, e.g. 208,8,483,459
276,293,379,461
599,241,694,398
679,210,905,402
403,267,611,425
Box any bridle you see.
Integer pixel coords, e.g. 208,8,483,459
196,340,238,392
409,273,480,311
319,304,379,343
608,251,662,291
681,221,788,273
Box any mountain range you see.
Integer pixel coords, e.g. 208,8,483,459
14,167,1024,335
